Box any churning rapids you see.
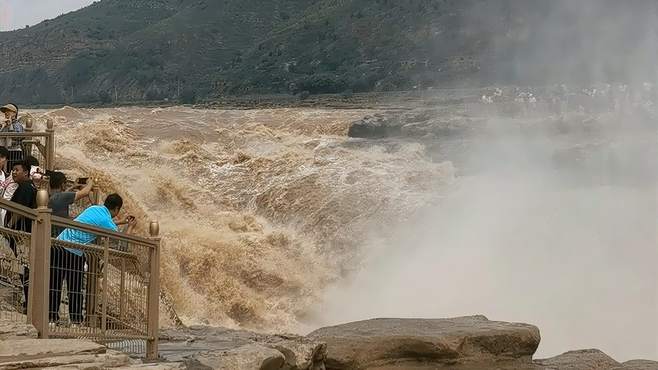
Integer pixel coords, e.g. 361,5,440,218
25,103,656,362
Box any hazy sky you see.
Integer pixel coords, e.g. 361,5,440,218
0,0,95,31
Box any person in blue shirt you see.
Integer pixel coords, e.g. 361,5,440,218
50,193,136,324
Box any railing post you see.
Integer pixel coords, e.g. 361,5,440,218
24,115,33,158
119,259,126,320
101,237,110,336
92,183,102,205
27,189,51,338
146,221,160,360
45,118,55,171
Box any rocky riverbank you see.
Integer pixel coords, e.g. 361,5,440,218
2,316,655,370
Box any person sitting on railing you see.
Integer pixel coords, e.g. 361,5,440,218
54,193,136,323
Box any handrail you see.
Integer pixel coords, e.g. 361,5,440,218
0,197,38,219
0,198,156,247
52,215,158,248
0,132,49,137
52,237,142,261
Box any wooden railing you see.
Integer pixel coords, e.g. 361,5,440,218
0,190,161,359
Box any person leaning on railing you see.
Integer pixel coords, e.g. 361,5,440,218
52,193,137,323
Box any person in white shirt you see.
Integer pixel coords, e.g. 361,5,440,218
0,146,8,183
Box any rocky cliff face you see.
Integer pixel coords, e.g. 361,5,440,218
1,315,655,370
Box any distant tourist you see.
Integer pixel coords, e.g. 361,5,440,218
0,104,25,169
0,104,24,134
52,193,136,323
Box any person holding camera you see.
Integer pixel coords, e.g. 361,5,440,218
48,172,94,219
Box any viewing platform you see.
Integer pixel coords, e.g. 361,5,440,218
0,115,161,360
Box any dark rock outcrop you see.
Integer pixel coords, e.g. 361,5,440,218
347,111,482,140
307,315,540,370
347,114,403,139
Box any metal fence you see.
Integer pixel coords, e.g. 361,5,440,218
0,115,55,172
0,189,161,360
0,226,31,323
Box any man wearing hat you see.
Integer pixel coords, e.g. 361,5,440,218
0,104,24,134
0,104,25,170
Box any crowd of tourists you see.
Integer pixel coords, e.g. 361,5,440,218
0,104,137,324
480,82,657,116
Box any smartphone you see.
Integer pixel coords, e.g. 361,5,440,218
77,177,88,184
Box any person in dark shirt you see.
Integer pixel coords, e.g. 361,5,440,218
5,160,36,314
49,172,94,238
6,161,36,233
49,172,94,218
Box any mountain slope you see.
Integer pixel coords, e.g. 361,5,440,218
0,0,654,104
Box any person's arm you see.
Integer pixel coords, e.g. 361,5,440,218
121,216,137,234
73,179,94,202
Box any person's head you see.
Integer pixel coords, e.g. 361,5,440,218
104,193,123,217
25,156,39,168
11,161,30,183
49,172,67,191
0,104,17,121
0,146,9,170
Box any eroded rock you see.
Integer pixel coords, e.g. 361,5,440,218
264,335,327,370
613,360,658,370
0,339,106,361
0,320,37,340
161,326,326,369
535,349,620,370
184,344,285,370
307,315,540,370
